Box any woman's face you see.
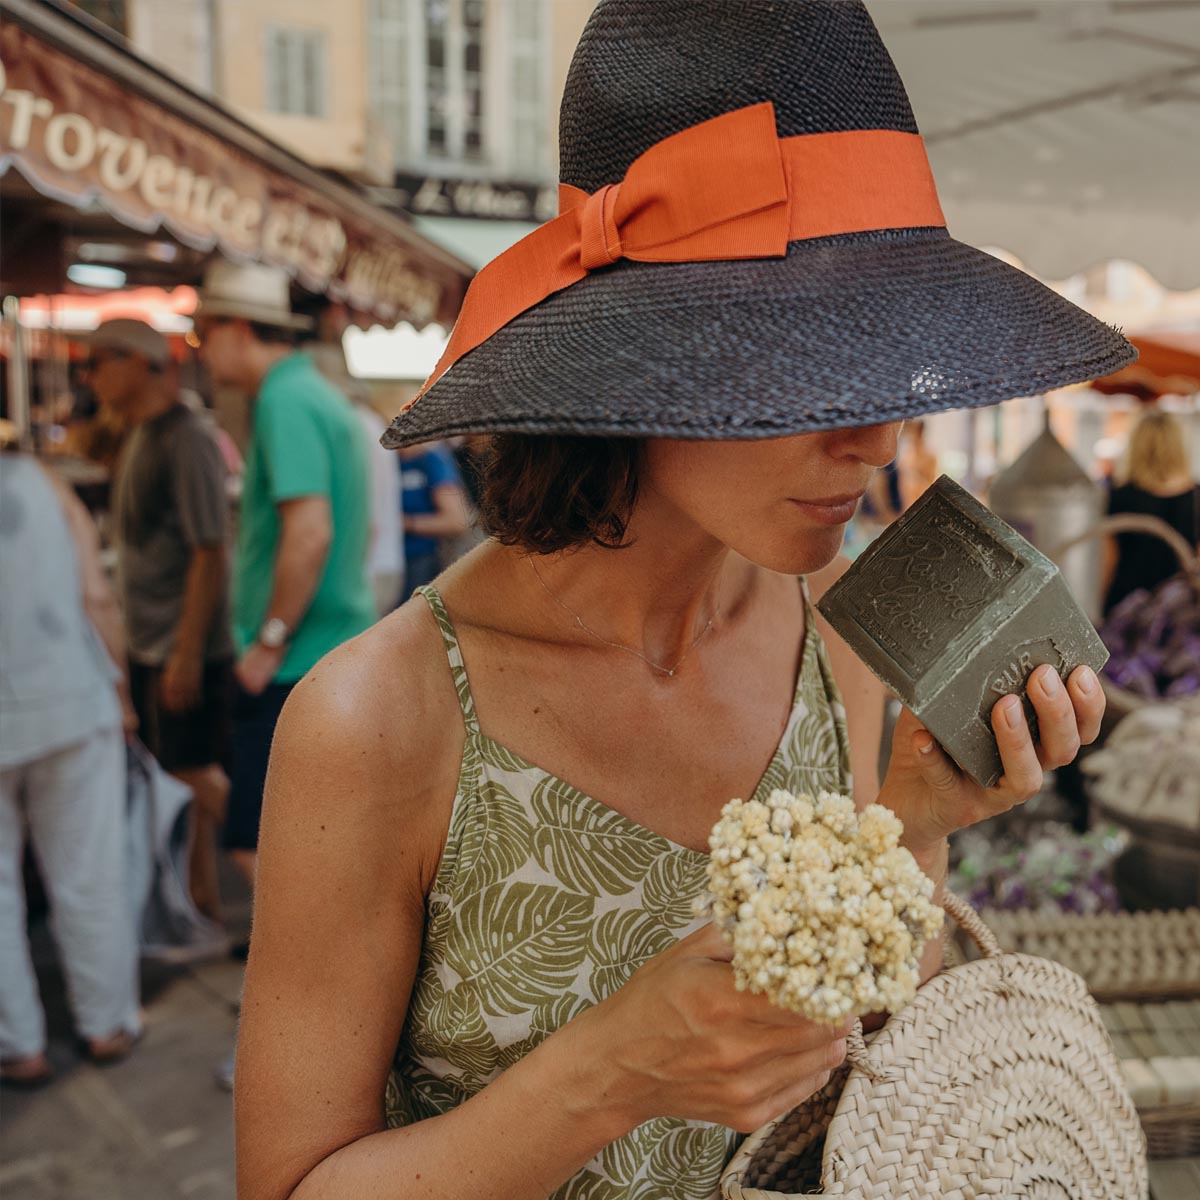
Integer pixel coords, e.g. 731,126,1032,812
642,422,903,575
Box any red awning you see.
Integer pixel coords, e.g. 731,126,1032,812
1093,333,1200,400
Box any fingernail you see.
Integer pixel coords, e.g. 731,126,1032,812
917,735,934,755
1076,667,1097,696
1039,669,1063,697
1004,698,1023,730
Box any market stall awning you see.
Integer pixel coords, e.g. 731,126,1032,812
1093,332,1200,397
0,0,472,327
869,0,1200,290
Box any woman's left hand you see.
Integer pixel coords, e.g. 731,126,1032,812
879,664,1105,853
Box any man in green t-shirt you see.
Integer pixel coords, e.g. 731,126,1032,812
196,263,375,894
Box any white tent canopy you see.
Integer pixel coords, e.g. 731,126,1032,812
869,0,1200,289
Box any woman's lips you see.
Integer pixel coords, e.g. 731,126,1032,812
789,492,866,525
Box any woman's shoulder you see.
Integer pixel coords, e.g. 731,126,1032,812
268,595,468,884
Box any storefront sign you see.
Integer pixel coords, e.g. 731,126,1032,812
393,173,558,223
0,24,467,325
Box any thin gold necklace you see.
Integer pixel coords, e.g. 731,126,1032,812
529,557,720,678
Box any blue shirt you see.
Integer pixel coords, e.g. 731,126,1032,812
400,445,463,560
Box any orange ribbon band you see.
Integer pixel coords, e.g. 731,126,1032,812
405,102,945,408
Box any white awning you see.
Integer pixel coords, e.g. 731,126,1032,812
869,0,1200,289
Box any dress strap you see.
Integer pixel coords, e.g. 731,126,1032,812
417,585,480,736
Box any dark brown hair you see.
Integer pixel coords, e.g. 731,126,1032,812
478,434,641,554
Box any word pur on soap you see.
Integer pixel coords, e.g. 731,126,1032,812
818,475,1109,788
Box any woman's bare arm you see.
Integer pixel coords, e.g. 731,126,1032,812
235,613,636,1200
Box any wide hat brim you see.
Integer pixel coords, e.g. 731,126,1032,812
382,226,1134,449
193,297,313,331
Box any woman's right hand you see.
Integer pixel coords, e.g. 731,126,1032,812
576,922,851,1134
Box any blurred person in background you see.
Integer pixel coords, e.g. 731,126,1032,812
1103,409,1199,614
300,300,405,616
194,263,374,889
355,393,406,615
196,263,374,1089
398,440,470,593
86,320,234,925
0,454,142,1086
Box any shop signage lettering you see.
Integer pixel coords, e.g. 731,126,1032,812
394,173,558,223
0,31,464,325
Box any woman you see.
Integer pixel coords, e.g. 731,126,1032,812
1103,410,1199,613
235,4,1124,1197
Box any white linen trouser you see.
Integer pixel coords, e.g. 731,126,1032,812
0,729,140,1058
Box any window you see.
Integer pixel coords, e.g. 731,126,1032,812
509,0,547,179
418,0,486,161
265,27,328,118
366,0,551,177
368,0,411,162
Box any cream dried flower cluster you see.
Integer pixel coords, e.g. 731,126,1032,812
704,789,943,1024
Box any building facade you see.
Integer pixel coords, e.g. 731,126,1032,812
121,0,595,193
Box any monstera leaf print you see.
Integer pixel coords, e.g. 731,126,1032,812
425,896,453,965
383,1071,416,1127
754,753,790,800
446,882,594,1017
784,686,840,795
421,587,477,723
588,908,677,998
643,1124,735,1200
599,1130,642,1184
552,1169,629,1200
397,1060,468,1123
456,779,536,895
642,852,709,931
479,736,534,775
406,966,501,1081
531,778,670,897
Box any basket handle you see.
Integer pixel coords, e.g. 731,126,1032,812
845,889,1000,1073
1049,512,1199,575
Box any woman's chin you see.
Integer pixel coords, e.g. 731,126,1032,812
737,525,848,576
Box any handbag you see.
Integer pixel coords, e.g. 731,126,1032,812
125,740,226,962
720,891,1148,1199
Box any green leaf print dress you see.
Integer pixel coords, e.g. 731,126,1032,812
385,584,854,1200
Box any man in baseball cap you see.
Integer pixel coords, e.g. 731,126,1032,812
83,318,234,925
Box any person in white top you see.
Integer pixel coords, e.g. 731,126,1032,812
302,308,405,617
353,398,405,615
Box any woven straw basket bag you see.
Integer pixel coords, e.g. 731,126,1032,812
720,892,1148,1199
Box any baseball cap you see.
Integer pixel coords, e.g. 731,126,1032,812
82,319,171,368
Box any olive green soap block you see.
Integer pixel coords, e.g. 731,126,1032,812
817,475,1109,789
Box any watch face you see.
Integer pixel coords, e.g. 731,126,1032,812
260,618,289,648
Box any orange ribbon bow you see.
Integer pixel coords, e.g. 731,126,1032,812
406,102,944,407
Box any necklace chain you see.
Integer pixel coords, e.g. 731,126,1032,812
529,558,719,678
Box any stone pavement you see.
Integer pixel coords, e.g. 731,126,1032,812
0,871,251,1200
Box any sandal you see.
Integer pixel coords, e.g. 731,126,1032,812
1,1052,54,1089
83,1028,143,1066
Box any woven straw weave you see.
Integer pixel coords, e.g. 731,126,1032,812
721,893,1148,1199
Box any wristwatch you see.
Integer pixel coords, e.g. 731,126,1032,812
257,617,291,650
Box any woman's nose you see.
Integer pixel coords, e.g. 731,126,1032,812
838,421,903,467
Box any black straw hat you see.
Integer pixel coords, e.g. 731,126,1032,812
383,0,1134,449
